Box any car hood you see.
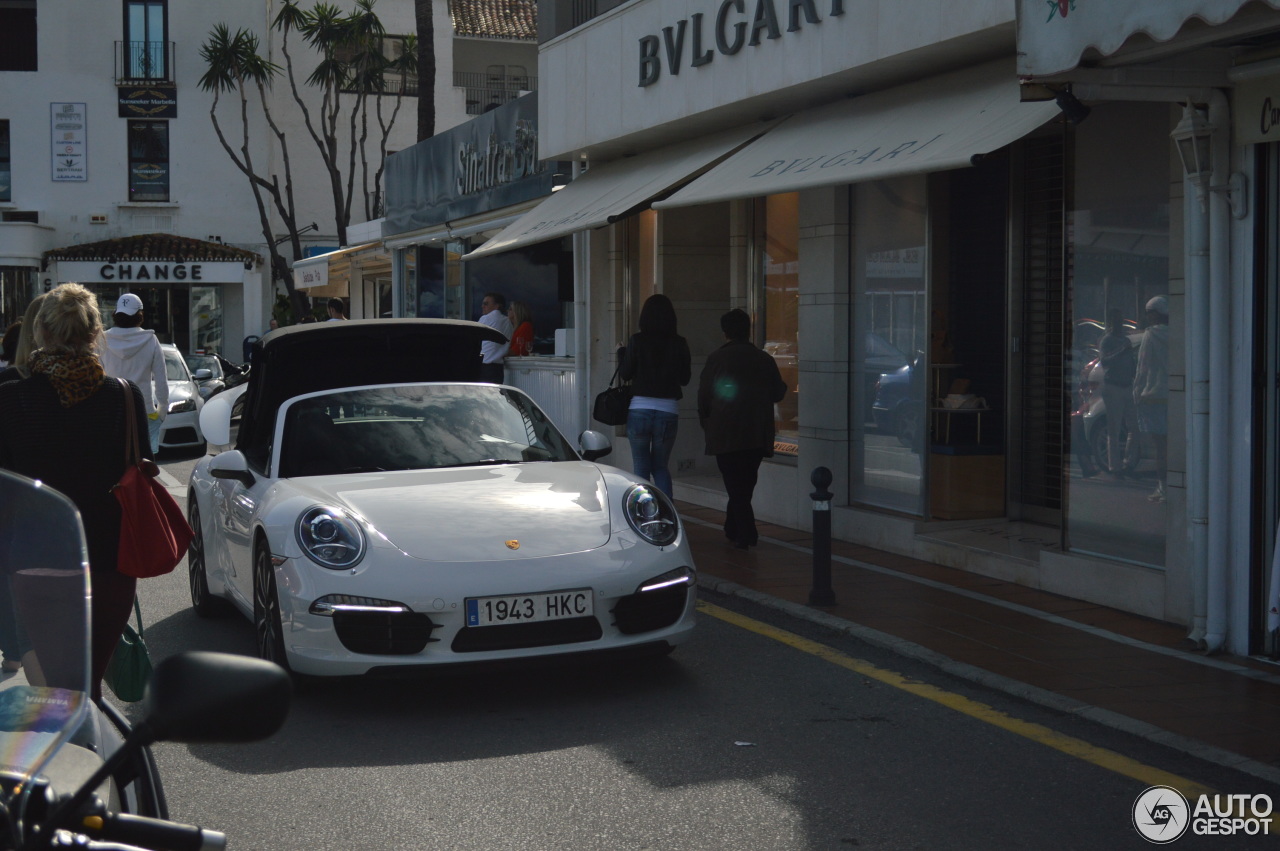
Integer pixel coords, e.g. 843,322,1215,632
287,461,611,561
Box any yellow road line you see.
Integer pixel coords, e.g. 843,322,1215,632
698,599,1219,802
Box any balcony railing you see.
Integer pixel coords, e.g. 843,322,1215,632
115,41,175,84
454,71,536,115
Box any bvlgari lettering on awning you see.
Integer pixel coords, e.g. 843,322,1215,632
99,264,204,281
639,0,844,87
749,135,945,178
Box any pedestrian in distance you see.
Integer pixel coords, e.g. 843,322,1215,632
1098,306,1138,476
507,301,534,357
0,283,153,699
1134,295,1170,502
477,291,513,384
326,298,347,321
0,321,19,370
0,293,50,385
698,308,787,549
97,293,168,455
619,293,691,498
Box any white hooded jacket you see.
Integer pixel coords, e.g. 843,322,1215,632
99,327,169,417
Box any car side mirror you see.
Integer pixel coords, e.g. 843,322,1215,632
193,368,212,380
209,450,255,488
200,391,237,445
578,429,612,461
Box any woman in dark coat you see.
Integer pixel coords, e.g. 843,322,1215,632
618,294,691,497
0,283,151,698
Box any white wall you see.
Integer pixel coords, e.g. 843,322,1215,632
0,0,463,326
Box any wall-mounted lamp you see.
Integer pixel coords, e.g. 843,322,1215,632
1170,103,1247,219
1053,88,1091,125
272,222,319,247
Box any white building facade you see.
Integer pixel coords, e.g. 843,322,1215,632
0,0,467,350
455,0,1280,660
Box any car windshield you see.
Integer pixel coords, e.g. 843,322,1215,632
279,384,579,477
163,350,189,382
186,355,222,378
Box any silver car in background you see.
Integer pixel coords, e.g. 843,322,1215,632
160,343,204,450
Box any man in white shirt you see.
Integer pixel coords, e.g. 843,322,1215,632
99,293,169,453
477,292,512,383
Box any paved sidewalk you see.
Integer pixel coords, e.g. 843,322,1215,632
678,500,1280,786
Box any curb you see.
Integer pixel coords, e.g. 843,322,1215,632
697,572,1280,788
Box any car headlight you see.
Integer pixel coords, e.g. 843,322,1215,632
296,505,367,569
622,484,679,547
168,398,197,414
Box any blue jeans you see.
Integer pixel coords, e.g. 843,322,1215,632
627,409,679,497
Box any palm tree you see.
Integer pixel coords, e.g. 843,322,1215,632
197,25,309,318
415,0,436,141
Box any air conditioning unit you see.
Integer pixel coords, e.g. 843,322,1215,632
89,213,109,224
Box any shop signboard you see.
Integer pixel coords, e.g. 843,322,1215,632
118,84,177,119
50,102,87,182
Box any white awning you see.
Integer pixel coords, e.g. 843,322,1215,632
1017,0,1280,78
462,123,771,260
291,242,381,292
654,61,1059,210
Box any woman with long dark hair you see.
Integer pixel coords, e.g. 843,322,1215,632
619,294,691,497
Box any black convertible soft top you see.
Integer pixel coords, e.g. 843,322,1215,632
236,319,506,466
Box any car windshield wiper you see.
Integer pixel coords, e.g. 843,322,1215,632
448,459,519,468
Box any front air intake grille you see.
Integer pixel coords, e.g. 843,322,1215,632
163,427,199,445
612,586,689,635
333,611,439,655
451,616,602,652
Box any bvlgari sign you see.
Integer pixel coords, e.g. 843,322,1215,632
639,0,845,87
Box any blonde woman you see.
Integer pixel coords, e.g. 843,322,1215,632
0,283,151,697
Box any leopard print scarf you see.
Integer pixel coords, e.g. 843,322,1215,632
28,350,106,408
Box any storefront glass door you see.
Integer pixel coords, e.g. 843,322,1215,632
850,174,928,515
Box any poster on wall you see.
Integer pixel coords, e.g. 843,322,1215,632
50,102,87,182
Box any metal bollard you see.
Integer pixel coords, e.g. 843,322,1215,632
809,466,836,606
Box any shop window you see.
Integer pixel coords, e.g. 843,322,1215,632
850,175,928,515
461,237,571,354
124,0,167,80
0,1,37,72
1064,102,1174,568
127,120,169,202
760,193,799,456
0,120,10,202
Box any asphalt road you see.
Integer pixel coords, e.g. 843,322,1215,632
129,449,1278,850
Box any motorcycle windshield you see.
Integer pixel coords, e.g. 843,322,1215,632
0,471,91,800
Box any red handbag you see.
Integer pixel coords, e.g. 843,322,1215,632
111,378,193,578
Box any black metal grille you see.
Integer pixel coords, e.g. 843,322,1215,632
611,586,689,635
1018,130,1068,516
162,427,198,446
333,611,439,655
451,617,602,653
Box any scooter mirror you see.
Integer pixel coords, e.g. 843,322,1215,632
141,651,291,744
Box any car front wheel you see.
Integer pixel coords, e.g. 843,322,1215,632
188,502,230,617
253,540,290,671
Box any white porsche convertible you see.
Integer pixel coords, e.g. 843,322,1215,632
187,320,696,676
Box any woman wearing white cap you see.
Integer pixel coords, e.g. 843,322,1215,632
98,292,168,453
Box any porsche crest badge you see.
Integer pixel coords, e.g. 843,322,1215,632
505,540,520,550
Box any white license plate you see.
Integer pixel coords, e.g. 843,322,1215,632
465,589,593,627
